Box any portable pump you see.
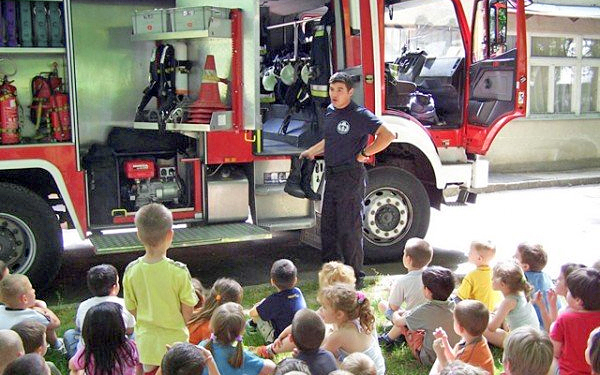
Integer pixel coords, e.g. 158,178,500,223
123,159,182,209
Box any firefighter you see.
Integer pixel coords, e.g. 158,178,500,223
300,72,395,288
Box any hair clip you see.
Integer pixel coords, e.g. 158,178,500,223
215,294,222,302
236,335,243,342
210,333,217,341
356,291,366,304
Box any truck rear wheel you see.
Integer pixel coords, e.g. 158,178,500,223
0,183,63,289
363,167,430,261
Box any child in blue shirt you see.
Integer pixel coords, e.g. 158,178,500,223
200,302,275,375
514,243,561,329
249,259,306,343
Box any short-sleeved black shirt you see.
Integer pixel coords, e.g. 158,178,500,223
323,101,382,167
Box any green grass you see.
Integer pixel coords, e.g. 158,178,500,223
45,275,504,375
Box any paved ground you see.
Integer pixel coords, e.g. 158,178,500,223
43,180,600,304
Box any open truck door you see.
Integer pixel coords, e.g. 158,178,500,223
465,0,527,154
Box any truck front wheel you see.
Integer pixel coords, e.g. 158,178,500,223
0,183,63,289
363,167,430,261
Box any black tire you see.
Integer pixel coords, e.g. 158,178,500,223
363,166,430,262
0,183,63,289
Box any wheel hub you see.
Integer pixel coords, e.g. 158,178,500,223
0,214,35,273
363,189,411,245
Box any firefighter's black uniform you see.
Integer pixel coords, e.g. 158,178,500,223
321,101,382,284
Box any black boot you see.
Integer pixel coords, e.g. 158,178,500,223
284,156,306,198
300,158,321,200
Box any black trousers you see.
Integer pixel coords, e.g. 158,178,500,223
320,165,366,280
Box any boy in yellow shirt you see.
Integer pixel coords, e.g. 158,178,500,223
123,203,198,375
456,240,502,312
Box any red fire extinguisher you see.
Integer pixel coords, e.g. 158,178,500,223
49,92,70,141
0,76,20,145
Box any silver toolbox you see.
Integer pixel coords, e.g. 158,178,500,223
132,9,167,34
207,169,249,223
168,6,229,32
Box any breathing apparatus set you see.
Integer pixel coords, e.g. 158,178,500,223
134,42,191,133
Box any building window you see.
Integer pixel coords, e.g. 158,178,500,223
528,36,600,116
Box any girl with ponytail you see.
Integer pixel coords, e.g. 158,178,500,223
188,278,243,345
484,260,540,348
317,284,385,375
200,302,275,375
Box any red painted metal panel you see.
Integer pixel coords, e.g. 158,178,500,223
0,144,87,233
206,131,254,164
358,0,374,111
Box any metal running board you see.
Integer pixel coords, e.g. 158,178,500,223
90,223,272,255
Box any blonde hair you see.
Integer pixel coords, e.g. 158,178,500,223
0,330,24,372
404,238,433,268
318,284,375,334
493,260,533,300
503,326,553,375
340,352,376,375
471,240,496,258
134,203,173,247
205,302,245,368
318,261,356,289
189,278,243,325
0,274,29,306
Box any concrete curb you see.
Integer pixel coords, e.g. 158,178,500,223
476,173,600,194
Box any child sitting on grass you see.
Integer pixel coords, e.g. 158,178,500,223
318,284,385,375
533,262,585,330
456,240,501,312
0,274,64,353
586,327,600,375
11,320,60,375
249,259,306,345
378,238,432,347
158,342,220,375
0,329,25,374
514,242,561,329
201,302,276,375
3,353,51,375
292,308,337,375
430,300,493,375
502,326,554,375
484,260,539,348
386,266,460,366
550,267,600,375
261,261,356,358
188,278,243,345
69,302,140,375
340,352,376,375
64,263,135,358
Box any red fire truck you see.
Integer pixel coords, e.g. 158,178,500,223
0,0,527,288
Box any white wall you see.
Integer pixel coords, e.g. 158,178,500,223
485,10,600,171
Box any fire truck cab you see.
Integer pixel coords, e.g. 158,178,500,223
0,0,527,288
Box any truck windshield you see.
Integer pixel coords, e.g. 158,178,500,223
384,0,464,61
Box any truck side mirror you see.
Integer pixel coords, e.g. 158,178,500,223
489,0,507,52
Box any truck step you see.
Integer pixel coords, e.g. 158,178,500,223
90,223,271,254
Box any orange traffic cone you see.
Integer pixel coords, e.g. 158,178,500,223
187,55,230,124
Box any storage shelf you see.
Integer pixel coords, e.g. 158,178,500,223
0,47,66,54
133,121,211,132
131,26,230,41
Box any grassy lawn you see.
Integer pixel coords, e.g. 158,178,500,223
45,275,504,374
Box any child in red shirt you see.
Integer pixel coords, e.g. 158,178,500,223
550,268,600,375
